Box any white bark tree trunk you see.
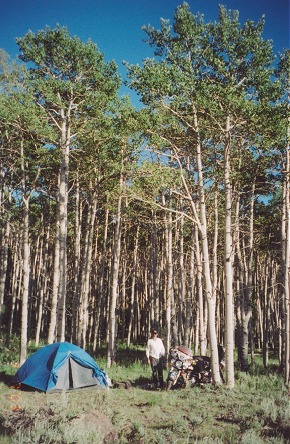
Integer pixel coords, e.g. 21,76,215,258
127,225,139,346
107,181,123,368
284,122,290,385
194,108,221,383
20,138,30,365
80,193,97,349
0,189,11,329
6,235,20,346
93,208,109,351
224,117,235,388
195,226,207,355
48,193,60,344
56,118,70,342
163,191,174,354
167,106,221,381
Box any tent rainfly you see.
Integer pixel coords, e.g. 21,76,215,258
13,342,111,392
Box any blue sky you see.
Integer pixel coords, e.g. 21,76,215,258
1,0,289,103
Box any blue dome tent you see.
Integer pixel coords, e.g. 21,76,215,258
13,342,110,392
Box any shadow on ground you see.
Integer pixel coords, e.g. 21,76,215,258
0,371,14,386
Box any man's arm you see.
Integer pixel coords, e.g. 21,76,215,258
146,341,151,364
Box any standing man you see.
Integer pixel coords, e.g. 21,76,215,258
146,328,165,388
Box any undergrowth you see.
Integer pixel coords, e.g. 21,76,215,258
0,336,289,443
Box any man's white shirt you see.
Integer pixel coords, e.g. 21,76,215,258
146,337,165,359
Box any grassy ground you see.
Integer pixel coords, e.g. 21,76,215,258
0,340,289,443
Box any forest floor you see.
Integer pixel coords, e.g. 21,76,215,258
0,344,289,443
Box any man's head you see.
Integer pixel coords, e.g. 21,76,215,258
151,329,158,338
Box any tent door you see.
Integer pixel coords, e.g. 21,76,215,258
53,357,99,391
53,359,71,391
70,358,99,388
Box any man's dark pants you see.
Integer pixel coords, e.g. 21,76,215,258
150,357,164,387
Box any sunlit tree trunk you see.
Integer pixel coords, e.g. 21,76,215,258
0,188,11,329
72,172,82,344
35,233,44,347
194,108,221,383
276,49,290,386
224,117,235,388
184,229,195,348
56,118,70,342
20,138,30,365
284,122,290,385
177,209,185,345
163,191,174,353
107,179,123,368
79,191,97,349
212,189,219,342
195,226,207,355
48,193,60,344
262,261,270,368
127,225,139,346
5,234,20,347
20,212,29,366
151,212,159,329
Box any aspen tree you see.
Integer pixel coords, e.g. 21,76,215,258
17,26,121,342
127,3,275,386
107,183,123,367
276,50,290,385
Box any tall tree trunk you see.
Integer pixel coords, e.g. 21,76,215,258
80,192,97,349
150,212,159,331
127,225,139,346
234,171,254,373
212,189,219,343
284,121,290,384
0,190,11,329
195,109,220,383
35,234,44,346
163,191,174,353
195,226,207,355
224,117,235,388
184,229,195,348
169,107,220,379
5,235,20,347
20,214,29,366
107,183,123,368
93,208,109,351
48,196,60,344
57,119,70,342
242,186,254,369
72,172,82,344
262,261,270,368
20,138,30,365
177,209,185,345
